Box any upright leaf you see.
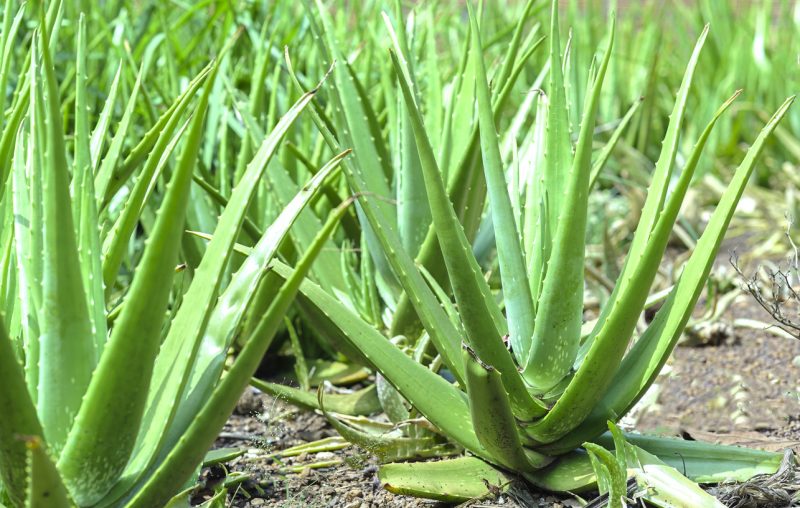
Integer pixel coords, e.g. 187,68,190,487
56,59,219,507
468,3,535,362
34,27,95,454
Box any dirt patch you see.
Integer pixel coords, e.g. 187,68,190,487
635,294,800,446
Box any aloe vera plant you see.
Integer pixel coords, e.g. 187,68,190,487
263,0,796,503
0,5,350,506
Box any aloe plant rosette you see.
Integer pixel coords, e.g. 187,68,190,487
269,1,796,504
0,5,351,506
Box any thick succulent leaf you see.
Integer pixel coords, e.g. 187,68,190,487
190,172,261,241
0,2,24,137
120,89,318,489
101,153,342,506
94,52,153,209
125,196,351,508
0,85,28,205
56,58,219,507
523,451,597,493
463,347,551,473
542,0,572,241
318,389,450,462
468,4,535,362
202,448,245,467
389,49,542,419
25,437,72,508
0,317,43,506
100,65,211,291
309,0,396,288
167,153,345,446
578,26,710,360
524,17,615,391
286,318,310,392
230,21,272,185
523,96,549,305
378,457,512,503
543,97,794,452
383,10,431,257
270,260,489,459
71,15,108,359
390,11,542,340
33,27,95,454
626,445,725,508
0,5,25,194
601,432,784,484
295,16,461,366
331,142,466,380
583,444,626,508
252,379,381,416
376,373,411,423
526,91,739,444
527,433,780,496
99,61,212,208
265,163,346,294
88,63,122,174
13,126,42,402
588,98,642,191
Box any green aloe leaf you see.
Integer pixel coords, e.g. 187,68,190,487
389,48,542,419
94,46,156,209
524,15,615,392
542,0,572,242
270,260,489,459
601,432,783,484
383,7,431,257
390,7,543,340
56,54,220,507
545,96,795,453
87,63,122,174
588,98,642,191
120,88,319,489
0,86,28,204
0,1,25,135
100,65,211,292
318,388,449,462
13,121,42,403
468,3,535,362
378,456,512,503
165,152,346,448
25,437,72,508
264,163,346,295
463,347,551,473
526,433,769,504
99,59,211,209
578,26,710,361
0,316,43,506
252,379,381,417
527,91,740,445
583,443,626,508
0,2,26,200
626,445,725,508
71,14,107,359
33,26,95,454
605,424,724,507
126,193,353,508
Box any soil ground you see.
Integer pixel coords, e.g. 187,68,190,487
195,240,800,507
